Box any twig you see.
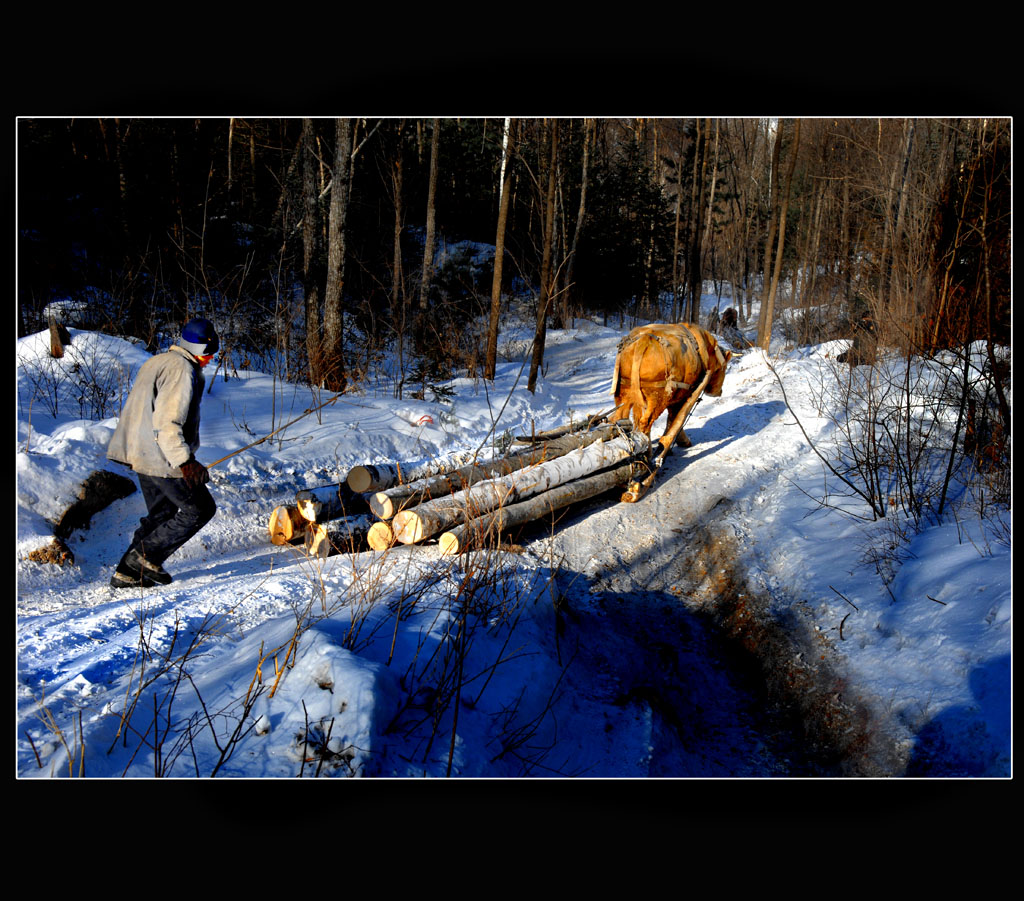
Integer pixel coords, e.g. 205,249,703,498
24,730,43,768
829,585,859,610
926,594,948,606
207,392,355,468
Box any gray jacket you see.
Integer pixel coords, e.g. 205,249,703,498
107,345,206,478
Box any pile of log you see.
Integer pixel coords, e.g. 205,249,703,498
268,418,651,558
25,469,137,567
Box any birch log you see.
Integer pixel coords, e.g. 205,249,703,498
305,514,380,558
269,505,309,545
296,482,370,523
511,409,621,443
347,449,481,493
370,423,630,520
438,457,641,554
391,431,649,545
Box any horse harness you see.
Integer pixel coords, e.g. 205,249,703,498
615,325,707,394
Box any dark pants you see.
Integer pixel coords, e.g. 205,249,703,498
130,473,216,566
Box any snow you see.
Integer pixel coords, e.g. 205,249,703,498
15,305,1011,779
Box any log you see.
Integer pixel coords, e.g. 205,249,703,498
438,457,641,555
26,469,136,566
346,449,481,493
48,316,70,359
392,431,650,545
367,521,396,551
511,408,619,443
369,423,630,520
269,505,309,545
295,481,370,523
54,470,137,540
305,514,381,558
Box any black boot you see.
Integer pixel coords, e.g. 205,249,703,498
110,548,171,589
126,548,173,584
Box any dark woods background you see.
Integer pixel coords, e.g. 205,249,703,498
19,117,1009,380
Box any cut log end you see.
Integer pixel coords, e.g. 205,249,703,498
269,505,307,545
438,532,460,556
620,478,648,503
391,511,426,545
305,523,330,559
346,465,374,493
369,492,397,521
367,521,395,551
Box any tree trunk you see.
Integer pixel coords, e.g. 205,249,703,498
346,448,487,494
368,422,628,520
564,117,591,325
268,505,308,546
687,119,709,324
758,119,800,350
301,119,323,385
388,124,407,391
48,315,69,358
323,118,353,393
485,118,514,380
527,119,559,394
391,133,404,316
697,119,721,320
418,119,441,312
391,431,649,545
438,457,639,554
756,121,784,347
295,482,370,524
305,514,380,558
671,151,683,322
885,118,916,313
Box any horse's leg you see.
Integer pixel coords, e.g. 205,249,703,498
662,401,692,449
658,371,711,458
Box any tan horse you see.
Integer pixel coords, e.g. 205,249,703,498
610,322,732,455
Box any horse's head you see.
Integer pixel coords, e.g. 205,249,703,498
706,338,733,397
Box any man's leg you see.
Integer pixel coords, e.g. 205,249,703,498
130,474,180,551
134,475,216,566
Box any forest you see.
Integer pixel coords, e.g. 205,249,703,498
15,116,1012,780
17,117,1010,440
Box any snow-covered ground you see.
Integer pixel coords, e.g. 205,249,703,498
15,300,1011,779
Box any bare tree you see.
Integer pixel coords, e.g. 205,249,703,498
686,118,710,324
301,119,323,385
485,118,515,381
562,116,592,326
323,118,354,392
528,119,559,394
418,119,441,312
757,119,800,349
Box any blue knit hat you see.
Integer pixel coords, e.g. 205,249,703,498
180,318,220,357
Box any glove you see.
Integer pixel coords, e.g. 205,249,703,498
180,458,210,487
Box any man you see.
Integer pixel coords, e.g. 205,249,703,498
106,317,219,588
